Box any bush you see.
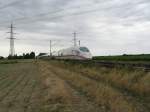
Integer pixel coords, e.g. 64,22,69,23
8,52,35,59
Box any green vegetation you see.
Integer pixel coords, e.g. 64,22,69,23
93,54,150,61
0,56,4,60
8,52,35,59
0,60,18,64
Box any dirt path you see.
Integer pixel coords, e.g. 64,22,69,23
37,61,102,112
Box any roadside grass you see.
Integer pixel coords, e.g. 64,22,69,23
47,61,148,112
81,67,149,97
50,61,150,98
131,73,150,97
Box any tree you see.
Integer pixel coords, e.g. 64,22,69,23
0,56,4,60
24,53,30,59
7,52,36,59
30,52,35,59
8,55,14,59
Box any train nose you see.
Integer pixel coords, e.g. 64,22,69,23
88,54,93,59
83,53,92,59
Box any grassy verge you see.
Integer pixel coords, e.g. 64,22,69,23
50,61,150,98
93,54,150,62
46,60,149,112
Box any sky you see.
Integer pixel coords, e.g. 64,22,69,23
0,0,150,57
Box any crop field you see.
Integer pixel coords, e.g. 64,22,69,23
0,60,100,112
93,54,150,62
0,60,149,112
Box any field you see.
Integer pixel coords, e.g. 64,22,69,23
93,54,150,62
0,59,149,112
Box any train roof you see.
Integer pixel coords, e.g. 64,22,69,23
58,46,90,52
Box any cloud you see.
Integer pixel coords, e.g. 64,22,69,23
0,0,150,56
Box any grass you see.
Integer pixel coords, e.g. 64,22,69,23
47,60,150,112
50,61,150,97
0,59,149,112
0,59,35,65
0,60,18,64
93,54,150,62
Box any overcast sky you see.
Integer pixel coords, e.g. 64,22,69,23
0,0,150,56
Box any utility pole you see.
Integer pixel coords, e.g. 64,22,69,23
50,40,52,56
73,32,77,47
8,23,16,56
79,40,80,46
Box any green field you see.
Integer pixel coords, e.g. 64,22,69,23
93,54,150,62
0,59,149,112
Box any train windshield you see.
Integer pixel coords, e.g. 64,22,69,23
79,47,89,52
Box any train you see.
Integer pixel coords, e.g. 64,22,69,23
56,46,92,60
37,32,93,60
37,46,92,60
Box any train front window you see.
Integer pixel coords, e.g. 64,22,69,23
79,47,89,52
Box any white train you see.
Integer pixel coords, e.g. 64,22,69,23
37,53,49,59
56,46,92,60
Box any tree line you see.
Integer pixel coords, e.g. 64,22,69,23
0,56,4,60
7,52,36,59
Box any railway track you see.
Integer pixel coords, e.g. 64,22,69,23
63,60,150,72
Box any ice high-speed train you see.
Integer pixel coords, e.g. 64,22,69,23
56,46,92,60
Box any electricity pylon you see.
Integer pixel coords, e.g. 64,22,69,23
8,23,16,56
